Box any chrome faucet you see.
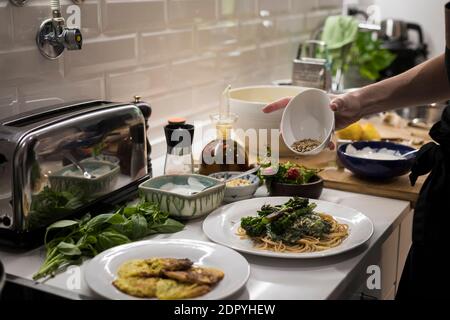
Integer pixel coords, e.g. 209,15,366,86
35,0,83,59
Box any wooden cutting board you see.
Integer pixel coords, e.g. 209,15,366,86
279,117,430,206
320,168,426,206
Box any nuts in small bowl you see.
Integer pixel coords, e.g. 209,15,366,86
280,88,334,156
209,172,259,203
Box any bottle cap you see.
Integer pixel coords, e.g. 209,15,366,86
168,117,186,125
164,123,195,149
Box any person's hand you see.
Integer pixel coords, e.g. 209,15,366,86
262,93,363,130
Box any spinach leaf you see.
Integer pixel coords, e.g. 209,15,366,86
57,242,82,256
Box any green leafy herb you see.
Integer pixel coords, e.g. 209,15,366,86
240,197,331,245
330,31,397,81
258,161,321,192
28,186,85,230
33,200,184,280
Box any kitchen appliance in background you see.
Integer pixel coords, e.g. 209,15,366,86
398,101,448,129
291,40,332,92
0,99,152,246
0,259,4,296
379,19,428,79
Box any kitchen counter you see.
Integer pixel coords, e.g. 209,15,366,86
0,187,410,300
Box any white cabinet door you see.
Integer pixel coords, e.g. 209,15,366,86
360,226,400,299
396,209,413,294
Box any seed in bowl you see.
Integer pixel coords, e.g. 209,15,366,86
291,139,321,153
226,178,251,187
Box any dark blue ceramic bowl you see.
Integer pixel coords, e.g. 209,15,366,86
337,141,417,180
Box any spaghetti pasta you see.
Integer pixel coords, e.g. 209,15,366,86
237,198,349,253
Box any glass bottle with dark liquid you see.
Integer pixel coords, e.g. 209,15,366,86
199,113,249,175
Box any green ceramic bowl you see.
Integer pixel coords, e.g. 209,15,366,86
48,160,120,198
139,174,225,220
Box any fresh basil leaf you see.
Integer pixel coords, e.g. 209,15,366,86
129,215,149,239
84,213,114,232
147,218,184,235
46,220,79,231
79,213,91,226
57,242,82,256
122,206,137,217
44,220,79,244
96,231,130,251
106,212,126,225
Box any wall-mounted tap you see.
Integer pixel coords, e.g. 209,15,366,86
36,0,83,59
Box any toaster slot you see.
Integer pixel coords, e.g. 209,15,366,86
3,101,110,128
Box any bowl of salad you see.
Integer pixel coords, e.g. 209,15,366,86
261,161,323,199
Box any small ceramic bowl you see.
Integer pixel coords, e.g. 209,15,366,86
281,88,334,155
48,160,120,197
337,141,417,180
138,174,225,220
209,171,260,203
266,175,324,199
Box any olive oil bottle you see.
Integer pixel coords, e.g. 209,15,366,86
198,113,249,175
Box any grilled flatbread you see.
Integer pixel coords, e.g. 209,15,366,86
117,258,193,278
164,267,225,285
155,279,210,300
112,277,159,298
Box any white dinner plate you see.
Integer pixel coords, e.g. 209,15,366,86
202,197,374,259
84,239,250,300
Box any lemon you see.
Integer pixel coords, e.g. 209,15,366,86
361,123,381,141
336,123,363,140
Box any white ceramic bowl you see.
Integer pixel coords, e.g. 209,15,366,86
229,85,307,156
208,171,260,203
281,88,334,156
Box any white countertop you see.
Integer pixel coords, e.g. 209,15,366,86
0,186,410,300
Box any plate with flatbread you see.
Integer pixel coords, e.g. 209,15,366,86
84,239,250,300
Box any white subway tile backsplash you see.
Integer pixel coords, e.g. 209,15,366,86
0,86,18,119
238,19,259,46
192,80,225,109
0,47,62,82
218,46,258,79
167,0,216,26
0,2,12,50
276,15,306,38
107,65,170,101
318,0,343,9
291,0,318,13
170,54,217,89
18,77,105,112
258,0,290,16
11,1,55,46
64,35,137,76
197,21,238,52
148,88,193,129
140,28,194,64
0,0,342,158
258,18,277,42
219,0,257,19
76,1,101,38
271,63,292,80
305,10,330,33
102,0,165,34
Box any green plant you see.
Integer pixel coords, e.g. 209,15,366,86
331,31,396,81
259,161,320,185
33,200,184,280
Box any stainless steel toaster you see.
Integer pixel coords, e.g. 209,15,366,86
0,100,152,244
